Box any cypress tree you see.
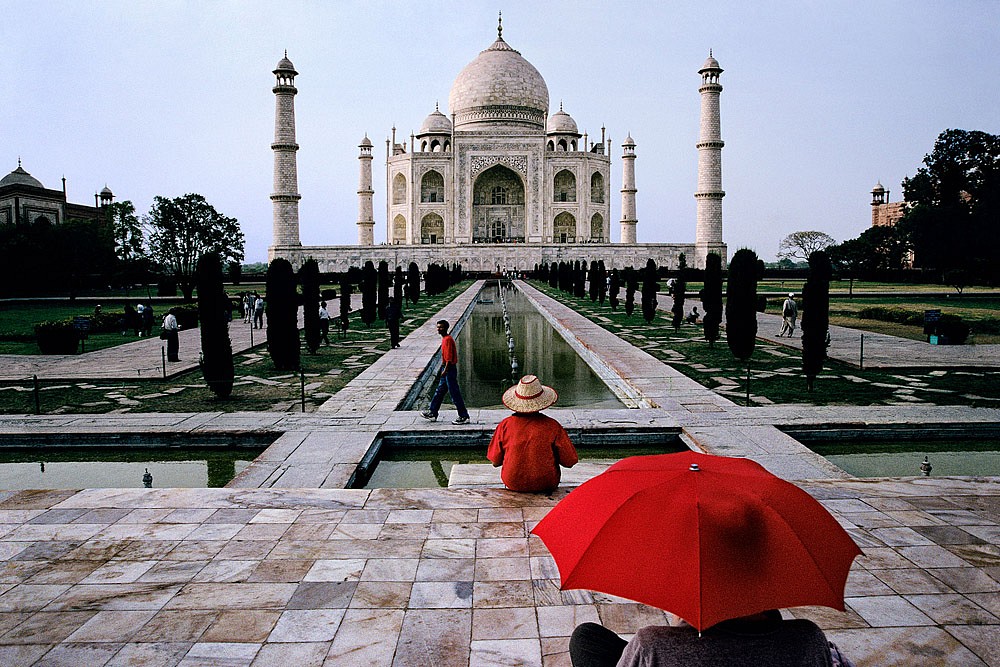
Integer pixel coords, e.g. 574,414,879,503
701,252,723,346
265,257,300,371
299,258,321,354
802,250,832,391
597,260,607,305
588,260,599,301
407,262,420,304
726,248,761,404
393,266,404,305
377,260,390,321
671,254,687,331
196,252,234,399
575,261,586,298
549,262,559,288
609,268,620,311
641,258,659,323
361,260,377,327
339,273,352,334
624,267,637,317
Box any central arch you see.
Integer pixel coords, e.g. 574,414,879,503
421,213,444,244
472,164,525,242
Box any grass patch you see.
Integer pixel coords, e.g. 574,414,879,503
0,283,472,415
533,282,1000,408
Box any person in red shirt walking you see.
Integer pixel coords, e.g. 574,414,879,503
487,375,579,492
421,319,471,425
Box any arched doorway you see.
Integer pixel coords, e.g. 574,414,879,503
590,213,604,242
391,215,407,244
392,173,407,205
421,213,444,244
553,212,575,243
472,164,525,242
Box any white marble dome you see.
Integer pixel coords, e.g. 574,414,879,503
448,35,549,130
546,108,578,135
419,108,453,135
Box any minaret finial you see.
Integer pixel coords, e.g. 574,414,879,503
284,49,288,58
709,48,713,57
435,101,439,112
560,100,563,112
498,11,503,39
17,156,21,168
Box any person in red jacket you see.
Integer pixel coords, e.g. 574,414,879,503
487,375,578,492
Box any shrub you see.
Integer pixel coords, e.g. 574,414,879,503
35,321,80,354
937,314,970,344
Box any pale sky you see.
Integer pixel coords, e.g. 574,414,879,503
3,1,998,262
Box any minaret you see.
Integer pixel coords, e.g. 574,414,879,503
357,135,375,245
620,135,637,244
695,51,726,268
269,52,302,256
871,181,886,227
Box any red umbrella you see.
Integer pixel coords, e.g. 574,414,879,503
531,451,861,631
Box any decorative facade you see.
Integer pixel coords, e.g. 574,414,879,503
0,160,112,227
268,22,726,272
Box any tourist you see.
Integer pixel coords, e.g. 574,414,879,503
487,375,578,493
122,304,138,336
162,308,180,362
319,300,331,345
421,319,470,425
569,610,850,667
141,303,154,337
253,294,265,329
779,292,798,337
686,306,700,324
386,296,401,349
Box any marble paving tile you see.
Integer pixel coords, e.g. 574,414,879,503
104,641,191,667
475,557,531,581
64,609,157,642
111,540,179,561
828,626,988,667
474,581,535,608
326,608,404,666
190,560,257,584
845,570,896,597
329,523,382,540
247,558,314,583
869,526,936,547
873,567,954,595
250,508,302,523
540,636,572,667
846,594,935,627
472,607,539,641
387,509,434,524
286,581,357,609
360,558,419,582
536,605,600,638
164,583,296,610
0,645,51,665
904,593,998,624
44,583,182,612
470,638,542,667
349,581,412,609
416,557,475,582
422,538,476,559
233,522,291,541
410,581,474,609
252,641,330,667
966,592,1000,617
947,543,1000,568
268,608,346,642
926,567,1000,594
895,545,972,569
32,641,123,666
0,584,71,612
594,604,669,634
200,610,280,643
477,538,529,558
303,559,366,583
80,560,157,585
785,605,869,630
26,560,102,585
946,624,1000,665
133,609,218,642
393,609,471,667
377,523,431,540
203,509,259,524
177,641,260,667
0,610,96,644
215,540,276,560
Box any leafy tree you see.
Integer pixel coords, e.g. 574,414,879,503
145,193,244,301
900,129,1000,280
106,200,144,264
608,269,620,311
407,262,420,304
360,260,377,326
726,249,762,404
641,259,659,323
228,261,242,286
265,258,300,371
671,254,687,331
701,252,723,346
299,259,321,354
196,252,234,398
828,225,908,277
802,251,832,391
777,231,836,262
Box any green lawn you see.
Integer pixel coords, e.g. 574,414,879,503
533,282,1000,408
0,283,471,415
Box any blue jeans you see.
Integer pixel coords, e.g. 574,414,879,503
428,365,468,419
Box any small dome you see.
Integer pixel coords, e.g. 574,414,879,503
274,52,297,75
100,185,113,196
546,108,578,135
448,35,549,130
419,108,453,135
0,165,44,189
623,134,635,147
699,53,722,73
360,135,373,147
872,181,885,192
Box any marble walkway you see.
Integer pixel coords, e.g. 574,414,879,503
0,280,998,665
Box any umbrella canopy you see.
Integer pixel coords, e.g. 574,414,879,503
531,451,862,631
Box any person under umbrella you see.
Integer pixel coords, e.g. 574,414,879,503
532,451,861,666
487,375,578,493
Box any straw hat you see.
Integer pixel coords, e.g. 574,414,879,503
502,375,558,413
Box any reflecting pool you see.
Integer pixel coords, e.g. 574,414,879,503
431,282,622,409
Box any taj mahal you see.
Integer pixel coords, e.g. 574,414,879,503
269,19,726,272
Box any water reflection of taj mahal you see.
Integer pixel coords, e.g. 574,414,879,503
269,17,726,272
